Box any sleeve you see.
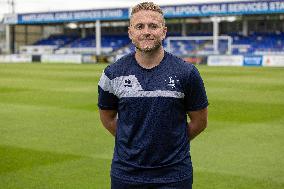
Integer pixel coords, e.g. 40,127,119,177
97,68,119,110
184,65,209,111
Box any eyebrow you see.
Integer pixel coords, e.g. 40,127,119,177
131,22,161,26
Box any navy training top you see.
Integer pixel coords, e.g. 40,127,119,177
98,51,208,184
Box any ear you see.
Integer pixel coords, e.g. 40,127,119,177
163,26,167,35
161,26,167,40
128,27,132,40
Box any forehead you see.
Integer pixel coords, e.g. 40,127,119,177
130,10,164,25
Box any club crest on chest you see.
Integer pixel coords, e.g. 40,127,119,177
165,76,179,89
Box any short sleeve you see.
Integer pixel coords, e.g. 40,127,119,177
98,69,119,110
184,65,209,111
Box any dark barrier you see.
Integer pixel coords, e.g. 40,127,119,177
182,56,207,65
82,54,115,64
32,55,41,63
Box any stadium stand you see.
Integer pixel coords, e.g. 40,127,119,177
30,34,131,54
68,35,130,50
34,34,79,47
2,0,284,66
232,33,284,55
27,31,284,56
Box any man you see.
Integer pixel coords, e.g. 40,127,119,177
98,2,208,189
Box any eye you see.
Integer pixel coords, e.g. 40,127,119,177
149,23,159,30
134,24,143,30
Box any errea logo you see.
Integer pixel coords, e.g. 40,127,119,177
110,75,143,97
124,79,132,87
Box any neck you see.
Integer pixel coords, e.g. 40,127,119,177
135,47,164,69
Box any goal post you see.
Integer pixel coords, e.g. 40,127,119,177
165,36,233,56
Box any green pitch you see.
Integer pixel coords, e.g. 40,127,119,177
0,63,283,189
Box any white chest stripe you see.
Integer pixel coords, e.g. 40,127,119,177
99,73,185,99
121,90,185,98
99,73,114,94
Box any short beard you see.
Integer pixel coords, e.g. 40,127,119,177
134,40,162,53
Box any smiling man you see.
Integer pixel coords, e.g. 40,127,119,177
98,2,208,189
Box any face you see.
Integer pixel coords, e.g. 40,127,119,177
128,10,167,53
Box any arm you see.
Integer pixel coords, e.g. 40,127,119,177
99,109,118,137
187,107,208,141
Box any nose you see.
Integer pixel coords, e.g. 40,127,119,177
141,25,151,34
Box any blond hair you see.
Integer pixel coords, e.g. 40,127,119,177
130,2,164,16
130,2,165,25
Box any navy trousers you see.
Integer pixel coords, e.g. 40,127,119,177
111,177,192,189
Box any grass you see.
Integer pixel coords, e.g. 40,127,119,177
0,63,283,189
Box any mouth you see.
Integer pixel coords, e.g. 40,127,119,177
141,37,154,40
141,39,154,42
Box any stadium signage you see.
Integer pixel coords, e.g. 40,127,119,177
208,55,243,66
163,0,284,18
41,54,82,63
262,55,284,67
17,8,129,24
244,56,262,66
207,55,284,67
0,54,32,63
4,0,284,24
3,14,18,24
